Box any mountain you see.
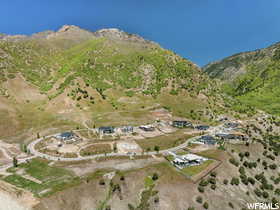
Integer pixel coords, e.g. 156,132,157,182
203,42,280,115
0,25,226,141
1,26,280,210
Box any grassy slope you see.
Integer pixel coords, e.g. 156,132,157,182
204,42,280,115
0,29,229,142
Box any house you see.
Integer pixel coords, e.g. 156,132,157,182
121,126,134,133
55,132,76,143
172,121,193,128
216,132,248,141
224,122,239,129
196,125,210,131
98,126,115,134
215,133,230,139
199,135,216,145
172,153,208,167
139,125,155,132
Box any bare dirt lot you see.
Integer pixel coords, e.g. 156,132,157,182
117,140,143,154
58,157,165,177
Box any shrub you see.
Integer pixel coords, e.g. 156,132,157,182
210,171,217,177
196,196,203,204
230,177,240,185
248,162,257,168
203,202,209,209
243,161,249,168
228,202,234,209
229,158,239,167
152,173,159,181
272,197,279,207
99,179,105,185
13,157,18,168
208,177,216,185
128,203,134,210
248,177,255,185
239,166,245,175
267,154,275,161
269,164,277,170
154,146,160,153
211,184,216,190
275,188,280,196
125,90,134,97
154,196,159,203
198,186,204,193
199,179,209,187
254,188,262,197
7,74,16,79
262,191,269,199
240,175,248,185
223,179,228,185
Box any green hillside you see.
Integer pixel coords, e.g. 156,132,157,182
203,42,280,115
0,25,230,141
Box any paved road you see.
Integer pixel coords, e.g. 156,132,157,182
0,123,231,175
26,127,219,162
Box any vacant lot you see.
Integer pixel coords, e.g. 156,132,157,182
80,143,112,156
77,130,97,139
136,129,197,151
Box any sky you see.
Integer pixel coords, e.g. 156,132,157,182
1,0,280,66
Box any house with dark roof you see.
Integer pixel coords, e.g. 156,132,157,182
56,132,76,143
224,122,239,129
199,135,217,145
216,132,248,141
139,125,155,132
121,126,134,133
172,121,193,128
98,126,115,134
196,125,210,131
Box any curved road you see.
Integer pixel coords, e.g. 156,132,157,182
26,126,220,162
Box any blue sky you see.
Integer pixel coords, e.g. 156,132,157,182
1,0,280,66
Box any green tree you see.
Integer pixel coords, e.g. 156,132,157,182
13,157,18,167
203,202,209,209
152,173,159,181
196,196,203,204
154,145,160,153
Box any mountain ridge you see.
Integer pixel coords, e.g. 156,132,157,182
0,25,229,141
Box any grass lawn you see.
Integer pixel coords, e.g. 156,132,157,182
3,158,81,197
165,155,175,161
4,175,44,193
136,130,198,151
20,158,74,181
176,150,189,156
181,160,214,177
195,149,225,160
80,143,112,156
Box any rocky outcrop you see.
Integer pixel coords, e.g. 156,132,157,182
94,28,158,45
